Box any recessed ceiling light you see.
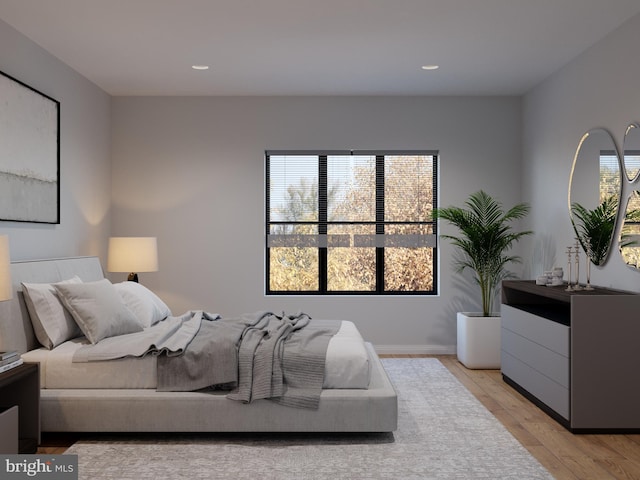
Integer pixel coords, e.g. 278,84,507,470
421,65,439,70
192,65,209,70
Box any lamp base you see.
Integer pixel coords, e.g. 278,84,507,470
127,272,139,282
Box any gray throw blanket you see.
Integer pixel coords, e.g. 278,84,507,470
270,318,342,409
156,311,265,392
160,311,340,410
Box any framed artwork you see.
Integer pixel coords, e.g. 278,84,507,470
0,70,60,224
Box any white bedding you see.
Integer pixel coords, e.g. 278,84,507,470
22,320,371,390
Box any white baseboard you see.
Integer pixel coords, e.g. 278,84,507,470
373,344,456,355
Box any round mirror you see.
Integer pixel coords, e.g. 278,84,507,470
568,128,621,265
623,123,640,182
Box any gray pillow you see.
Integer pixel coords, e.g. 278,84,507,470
22,276,84,349
113,281,171,328
54,279,144,344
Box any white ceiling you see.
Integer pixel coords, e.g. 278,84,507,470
1,0,639,96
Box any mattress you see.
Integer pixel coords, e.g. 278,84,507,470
22,320,371,390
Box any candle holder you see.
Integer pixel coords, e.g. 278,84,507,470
584,254,594,290
565,246,573,292
573,240,582,291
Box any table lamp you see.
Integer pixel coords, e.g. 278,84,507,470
107,237,158,282
0,235,12,302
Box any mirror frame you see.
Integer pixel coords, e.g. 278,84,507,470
623,123,640,183
568,128,622,266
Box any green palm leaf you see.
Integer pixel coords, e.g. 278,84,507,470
433,190,531,316
571,196,617,265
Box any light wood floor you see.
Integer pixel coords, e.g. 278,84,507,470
38,354,640,479
415,355,640,480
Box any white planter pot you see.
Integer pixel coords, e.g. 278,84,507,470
456,312,501,369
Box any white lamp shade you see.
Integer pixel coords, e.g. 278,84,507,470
0,235,12,302
107,237,159,273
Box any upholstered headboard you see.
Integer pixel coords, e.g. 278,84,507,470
0,256,104,354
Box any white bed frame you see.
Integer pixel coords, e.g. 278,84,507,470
0,257,397,433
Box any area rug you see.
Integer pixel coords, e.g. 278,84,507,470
65,358,553,479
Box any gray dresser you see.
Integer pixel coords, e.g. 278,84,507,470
501,280,640,432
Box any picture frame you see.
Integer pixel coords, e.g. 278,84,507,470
0,70,60,224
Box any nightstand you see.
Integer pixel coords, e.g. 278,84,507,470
0,362,40,453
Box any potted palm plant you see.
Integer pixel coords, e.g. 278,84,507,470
433,190,531,369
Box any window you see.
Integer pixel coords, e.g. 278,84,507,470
266,151,438,295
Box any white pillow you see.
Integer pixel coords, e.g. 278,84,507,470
54,279,144,344
22,276,84,349
113,281,171,328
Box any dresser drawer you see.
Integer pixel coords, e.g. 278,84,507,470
501,304,569,356
502,351,570,420
501,328,569,387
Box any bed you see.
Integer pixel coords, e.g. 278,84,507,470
0,256,397,433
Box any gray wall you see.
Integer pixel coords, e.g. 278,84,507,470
0,19,112,261
111,96,523,352
522,12,640,291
